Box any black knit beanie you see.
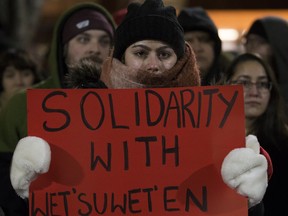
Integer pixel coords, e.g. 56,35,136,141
113,0,185,60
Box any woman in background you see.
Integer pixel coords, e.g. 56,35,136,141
222,53,288,216
244,16,288,109
0,48,40,111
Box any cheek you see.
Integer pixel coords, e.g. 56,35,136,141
2,78,11,89
257,48,269,57
124,54,143,70
247,46,271,61
262,95,270,110
65,46,75,64
22,76,35,86
203,45,214,61
2,77,16,92
244,94,270,117
66,44,85,64
163,58,177,70
99,46,110,58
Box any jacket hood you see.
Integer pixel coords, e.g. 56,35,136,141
48,2,116,88
247,16,288,103
178,7,221,59
177,7,222,85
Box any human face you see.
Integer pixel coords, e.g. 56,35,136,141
244,34,273,64
230,60,271,120
184,31,214,77
2,66,35,97
65,29,111,65
124,40,177,73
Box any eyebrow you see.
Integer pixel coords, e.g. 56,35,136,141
131,44,171,51
237,75,269,80
78,32,110,38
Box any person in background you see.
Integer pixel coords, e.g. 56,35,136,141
11,1,270,216
112,8,127,26
221,52,288,216
244,16,288,108
0,48,41,111
0,2,116,215
177,7,233,85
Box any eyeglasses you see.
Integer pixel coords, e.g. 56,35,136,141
230,80,272,93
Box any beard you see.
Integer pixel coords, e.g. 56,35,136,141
64,54,107,89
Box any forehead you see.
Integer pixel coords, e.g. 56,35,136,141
128,40,172,49
73,29,109,38
3,66,19,73
184,31,210,39
246,33,266,41
233,60,267,78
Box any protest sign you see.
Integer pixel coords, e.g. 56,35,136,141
28,86,247,216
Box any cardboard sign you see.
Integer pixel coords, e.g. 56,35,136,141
27,86,247,216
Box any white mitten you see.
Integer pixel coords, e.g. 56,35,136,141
221,135,268,208
10,136,51,199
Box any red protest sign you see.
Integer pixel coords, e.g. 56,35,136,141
27,86,247,216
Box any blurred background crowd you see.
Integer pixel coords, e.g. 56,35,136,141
0,0,287,80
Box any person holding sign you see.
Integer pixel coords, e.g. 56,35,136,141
0,2,116,215
222,52,288,216
9,0,270,216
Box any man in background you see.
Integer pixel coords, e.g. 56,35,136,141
0,2,115,215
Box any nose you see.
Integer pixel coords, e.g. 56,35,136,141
88,41,101,55
145,54,160,72
247,84,260,96
14,72,24,86
190,40,203,53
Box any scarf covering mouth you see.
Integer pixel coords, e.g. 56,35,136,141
100,42,200,89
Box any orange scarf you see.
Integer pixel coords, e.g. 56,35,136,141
101,43,200,88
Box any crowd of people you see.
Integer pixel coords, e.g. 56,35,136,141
0,0,288,215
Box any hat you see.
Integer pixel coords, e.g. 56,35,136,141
177,7,221,54
62,8,114,44
246,19,268,40
113,0,185,60
178,7,217,34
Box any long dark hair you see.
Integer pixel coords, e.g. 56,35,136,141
222,53,288,149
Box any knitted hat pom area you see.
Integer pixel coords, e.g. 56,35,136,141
113,0,185,60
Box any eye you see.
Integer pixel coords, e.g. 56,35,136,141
3,70,16,79
199,35,212,43
158,51,172,60
99,37,111,47
76,35,90,44
133,49,148,58
236,80,251,86
21,69,33,77
258,81,271,89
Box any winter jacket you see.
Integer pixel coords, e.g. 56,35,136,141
0,2,115,215
257,134,288,216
